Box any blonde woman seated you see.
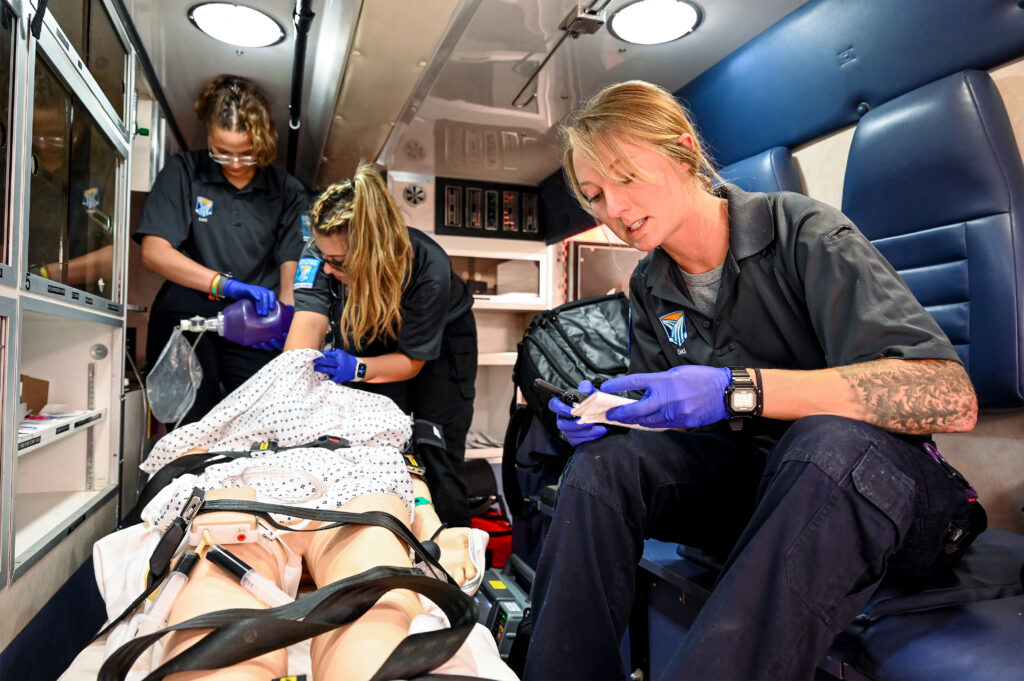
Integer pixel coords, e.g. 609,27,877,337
92,350,514,680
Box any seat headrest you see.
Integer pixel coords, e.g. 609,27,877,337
841,70,1024,408
717,146,803,194
843,70,1024,238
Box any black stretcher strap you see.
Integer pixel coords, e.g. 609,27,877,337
92,499,458,649
134,435,351,514
197,498,455,584
30,0,48,38
98,566,479,681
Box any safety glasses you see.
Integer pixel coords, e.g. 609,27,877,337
311,242,347,272
208,150,259,166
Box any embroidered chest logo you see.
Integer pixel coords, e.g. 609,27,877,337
194,196,214,219
660,310,688,347
82,187,100,209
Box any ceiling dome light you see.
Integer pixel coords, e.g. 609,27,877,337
188,3,286,48
609,0,702,45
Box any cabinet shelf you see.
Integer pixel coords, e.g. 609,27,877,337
479,351,517,366
473,296,548,311
14,487,117,571
466,446,503,460
17,408,108,456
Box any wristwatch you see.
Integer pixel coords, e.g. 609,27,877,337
725,367,762,430
352,358,367,382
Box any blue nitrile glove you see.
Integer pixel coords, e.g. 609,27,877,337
222,279,276,316
601,365,732,430
253,334,287,352
313,348,360,383
548,379,608,446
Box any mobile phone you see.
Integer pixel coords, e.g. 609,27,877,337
533,378,587,405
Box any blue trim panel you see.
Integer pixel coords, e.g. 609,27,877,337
0,558,105,680
676,0,1024,166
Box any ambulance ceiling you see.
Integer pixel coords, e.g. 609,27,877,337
123,0,811,189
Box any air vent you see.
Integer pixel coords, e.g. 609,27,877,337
404,184,427,206
404,139,426,162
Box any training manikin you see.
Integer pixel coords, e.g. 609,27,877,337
91,349,515,681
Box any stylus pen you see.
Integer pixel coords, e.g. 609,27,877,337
534,378,587,405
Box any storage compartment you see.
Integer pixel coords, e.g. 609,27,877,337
13,308,122,571
434,234,555,457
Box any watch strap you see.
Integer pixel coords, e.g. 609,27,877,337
726,367,763,417
352,358,367,382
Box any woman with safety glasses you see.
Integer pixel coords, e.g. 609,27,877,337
133,74,310,427
282,162,478,528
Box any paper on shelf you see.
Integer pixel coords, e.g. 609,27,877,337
40,404,89,417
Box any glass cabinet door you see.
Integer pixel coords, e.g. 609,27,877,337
87,0,127,120
46,0,127,121
28,56,119,299
0,5,13,278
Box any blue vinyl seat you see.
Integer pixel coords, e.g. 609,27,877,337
640,72,1023,681
842,70,1024,407
829,69,1024,681
717,145,804,193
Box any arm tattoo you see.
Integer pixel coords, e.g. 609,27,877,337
835,359,978,434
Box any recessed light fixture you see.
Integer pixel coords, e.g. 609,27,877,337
188,3,286,48
609,0,702,45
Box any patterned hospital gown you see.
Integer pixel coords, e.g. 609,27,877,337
140,349,416,529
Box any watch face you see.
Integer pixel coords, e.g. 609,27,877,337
730,389,757,412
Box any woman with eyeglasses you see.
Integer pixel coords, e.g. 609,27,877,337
133,74,310,427
283,162,478,528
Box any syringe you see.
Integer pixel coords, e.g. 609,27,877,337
205,544,293,608
134,551,200,638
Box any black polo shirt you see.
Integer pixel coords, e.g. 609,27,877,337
133,149,308,291
292,227,473,361
628,186,961,375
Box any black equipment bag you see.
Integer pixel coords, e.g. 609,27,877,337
502,293,630,565
511,292,630,452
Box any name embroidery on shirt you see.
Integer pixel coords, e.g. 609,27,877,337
194,196,214,220
660,310,688,347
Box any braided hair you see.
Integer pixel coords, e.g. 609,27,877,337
309,163,412,350
193,74,277,166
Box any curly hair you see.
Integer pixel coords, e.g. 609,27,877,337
560,80,721,218
309,162,412,351
193,74,277,166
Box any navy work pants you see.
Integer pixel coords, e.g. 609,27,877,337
356,308,478,527
523,415,973,681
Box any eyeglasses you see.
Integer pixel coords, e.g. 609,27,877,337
320,254,348,272
208,150,259,166
33,135,66,149
311,243,347,272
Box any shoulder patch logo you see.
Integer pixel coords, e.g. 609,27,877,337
300,212,312,242
82,187,100,209
294,256,322,290
659,310,688,347
194,196,214,218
